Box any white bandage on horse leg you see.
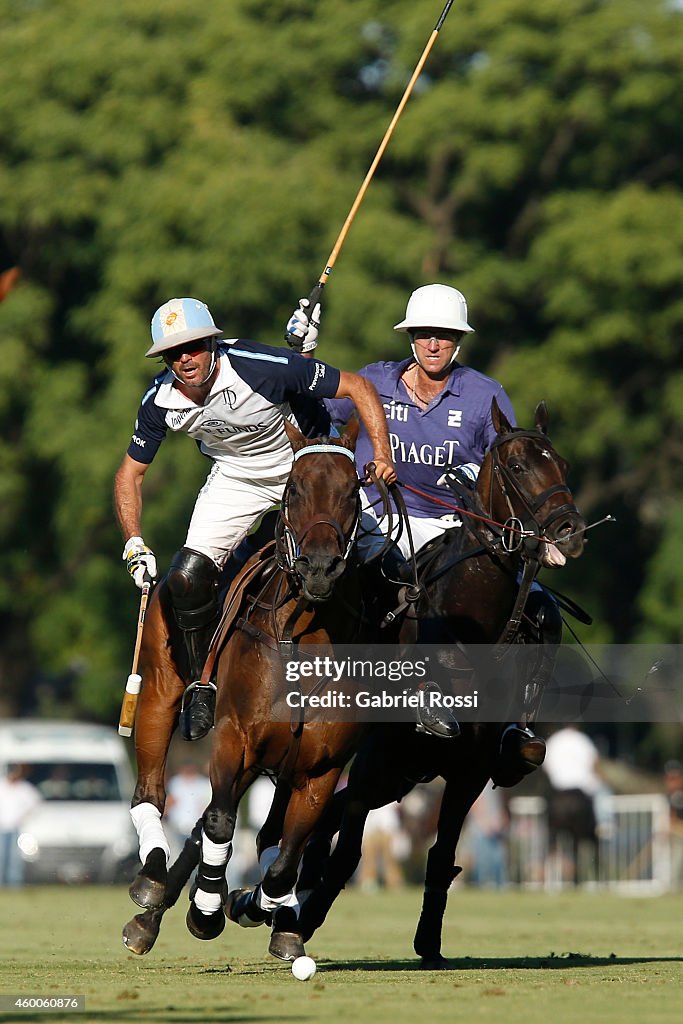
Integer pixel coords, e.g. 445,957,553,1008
256,884,300,913
130,802,171,867
256,846,300,913
194,836,232,915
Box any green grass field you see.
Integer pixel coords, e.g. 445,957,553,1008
0,885,681,1023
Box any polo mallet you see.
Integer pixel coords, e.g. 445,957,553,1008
285,0,455,346
118,580,151,738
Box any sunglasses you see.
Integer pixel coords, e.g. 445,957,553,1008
162,339,212,362
411,329,464,345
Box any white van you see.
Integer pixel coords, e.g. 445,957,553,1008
0,719,139,884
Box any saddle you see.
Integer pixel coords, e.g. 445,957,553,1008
199,542,280,686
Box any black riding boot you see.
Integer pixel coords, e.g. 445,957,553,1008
379,546,459,741
167,548,220,742
491,725,546,788
491,587,561,786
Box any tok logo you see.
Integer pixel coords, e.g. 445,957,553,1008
447,410,463,428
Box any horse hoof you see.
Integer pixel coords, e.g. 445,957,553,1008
129,874,166,910
269,931,305,962
129,848,167,909
186,902,226,941
420,954,449,970
122,912,160,956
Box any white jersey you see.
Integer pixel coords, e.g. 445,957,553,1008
127,339,338,478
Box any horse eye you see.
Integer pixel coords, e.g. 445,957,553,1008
509,462,525,474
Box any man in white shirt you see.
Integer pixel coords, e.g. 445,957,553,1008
114,297,395,740
0,766,42,887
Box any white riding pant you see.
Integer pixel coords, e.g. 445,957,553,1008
356,490,461,561
185,462,287,568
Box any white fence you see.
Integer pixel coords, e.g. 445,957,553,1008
507,793,674,894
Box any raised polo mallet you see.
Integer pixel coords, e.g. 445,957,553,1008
285,0,455,346
118,580,151,738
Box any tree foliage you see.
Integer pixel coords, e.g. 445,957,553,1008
1,0,682,761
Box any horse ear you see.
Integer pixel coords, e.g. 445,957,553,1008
343,414,360,452
284,418,308,453
491,396,513,435
535,401,549,435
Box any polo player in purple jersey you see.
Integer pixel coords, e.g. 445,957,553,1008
287,284,560,780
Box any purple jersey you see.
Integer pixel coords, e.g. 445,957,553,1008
325,358,516,517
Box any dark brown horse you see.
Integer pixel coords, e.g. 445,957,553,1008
123,421,368,957
291,399,587,966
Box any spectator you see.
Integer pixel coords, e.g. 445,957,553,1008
542,725,610,884
164,763,212,851
663,759,683,888
0,765,42,887
358,803,407,891
463,781,509,888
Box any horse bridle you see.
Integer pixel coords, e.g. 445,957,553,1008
275,444,361,578
487,429,578,557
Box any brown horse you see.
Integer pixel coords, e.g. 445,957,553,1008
123,421,368,957
291,399,587,966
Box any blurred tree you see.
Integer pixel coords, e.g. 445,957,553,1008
0,0,681,742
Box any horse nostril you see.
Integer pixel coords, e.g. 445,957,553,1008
325,557,345,579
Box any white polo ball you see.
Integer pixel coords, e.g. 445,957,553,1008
291,955,317,981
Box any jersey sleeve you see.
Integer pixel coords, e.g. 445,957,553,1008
228,340,340,402
125,378,168,464
288,393,333,438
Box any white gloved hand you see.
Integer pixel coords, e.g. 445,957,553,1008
456,462,480,485
122,536,157,588
437,463,480,488
286,298,321,353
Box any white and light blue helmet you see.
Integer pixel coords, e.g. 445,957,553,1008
146,297,222,358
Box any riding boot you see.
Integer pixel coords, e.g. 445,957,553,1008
167,548,220,742
491,724,546,787
415,681,461,740
490,586,561,784
375,548,457,738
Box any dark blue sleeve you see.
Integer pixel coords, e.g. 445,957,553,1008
125,376,168,465
289,394,333,438
228,340,340,401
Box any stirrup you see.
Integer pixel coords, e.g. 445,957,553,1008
179,681,217,742
180,680,217,713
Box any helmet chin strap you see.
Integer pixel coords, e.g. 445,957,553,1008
166,340,218,388
410,340,461,369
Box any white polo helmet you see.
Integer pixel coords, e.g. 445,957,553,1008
394,284,474,334
146,297,222,357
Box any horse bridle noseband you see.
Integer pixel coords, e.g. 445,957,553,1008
275,444,361,577
488,429,578,556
